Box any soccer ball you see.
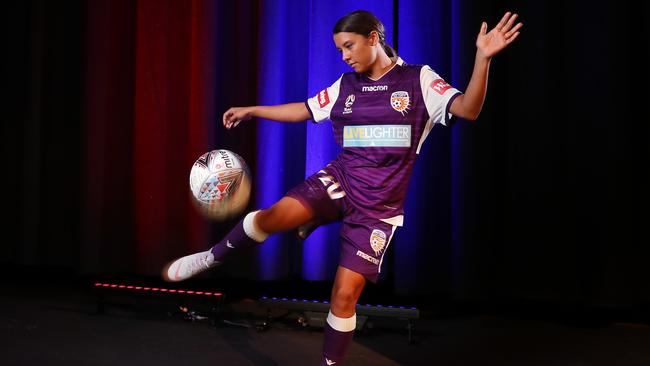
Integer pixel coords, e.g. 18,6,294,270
189,149,251,220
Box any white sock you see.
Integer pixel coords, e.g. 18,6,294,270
326,310,357,332
243,210,269,242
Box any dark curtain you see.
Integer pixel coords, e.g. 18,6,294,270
2,0,649,309
452,1,650,307
3,0,85,269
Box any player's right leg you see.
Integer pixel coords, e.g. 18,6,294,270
322,266,366,366
162,196,313,282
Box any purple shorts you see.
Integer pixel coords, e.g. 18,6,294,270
286,168,398,283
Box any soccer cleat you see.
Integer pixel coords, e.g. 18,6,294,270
162,250,220,282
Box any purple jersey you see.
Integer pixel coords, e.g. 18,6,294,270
305,58,461,225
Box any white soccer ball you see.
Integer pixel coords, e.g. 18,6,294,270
189,149,251,220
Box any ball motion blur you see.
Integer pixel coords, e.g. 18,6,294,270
189,149,251,220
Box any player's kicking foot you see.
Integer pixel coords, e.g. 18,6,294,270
162,250,220,282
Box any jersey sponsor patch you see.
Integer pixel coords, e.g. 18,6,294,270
317,89,330,108
390,91,410,115
370,229,387,256
343,125,411,147
430,79,452,95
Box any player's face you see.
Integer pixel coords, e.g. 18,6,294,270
333,32,378,74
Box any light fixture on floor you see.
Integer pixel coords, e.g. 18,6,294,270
259,296,419,343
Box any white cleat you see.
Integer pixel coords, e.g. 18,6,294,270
162,250,220,282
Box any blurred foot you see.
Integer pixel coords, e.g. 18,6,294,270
162,250,220,282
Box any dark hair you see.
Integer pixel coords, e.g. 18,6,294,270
333,10,397,58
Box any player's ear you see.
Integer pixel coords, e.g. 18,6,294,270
368,31,378,46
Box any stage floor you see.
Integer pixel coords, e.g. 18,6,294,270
1,278,649,366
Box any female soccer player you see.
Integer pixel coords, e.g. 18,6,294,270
164,10,522,365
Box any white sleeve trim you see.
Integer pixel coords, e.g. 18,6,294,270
306,76,342,123
417,66,462,154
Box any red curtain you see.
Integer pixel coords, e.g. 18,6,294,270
84,0,214,275
133,0,215,274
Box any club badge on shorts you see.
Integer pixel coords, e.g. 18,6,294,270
390,91,410,115
370,229,387,256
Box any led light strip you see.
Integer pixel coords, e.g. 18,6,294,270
94,282,223,297
260,296,417,310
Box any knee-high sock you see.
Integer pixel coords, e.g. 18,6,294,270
210,210,269,261
322,310,356,366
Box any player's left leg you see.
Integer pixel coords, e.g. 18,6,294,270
207,196,313,263
163,168,343,283
321,266,366,366
163,196,313,282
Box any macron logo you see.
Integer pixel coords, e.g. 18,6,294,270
362,85,388,92
356,250,379,265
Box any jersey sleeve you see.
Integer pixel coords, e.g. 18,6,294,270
415,65,462,154
420,65,461,127
305,76,342,123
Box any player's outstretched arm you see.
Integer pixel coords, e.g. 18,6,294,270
223,102,311,129
450,11,522,121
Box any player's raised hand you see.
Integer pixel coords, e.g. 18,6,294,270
223,107,254,129
476,12,522,59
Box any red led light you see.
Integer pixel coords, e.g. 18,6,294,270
94,282,222,297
